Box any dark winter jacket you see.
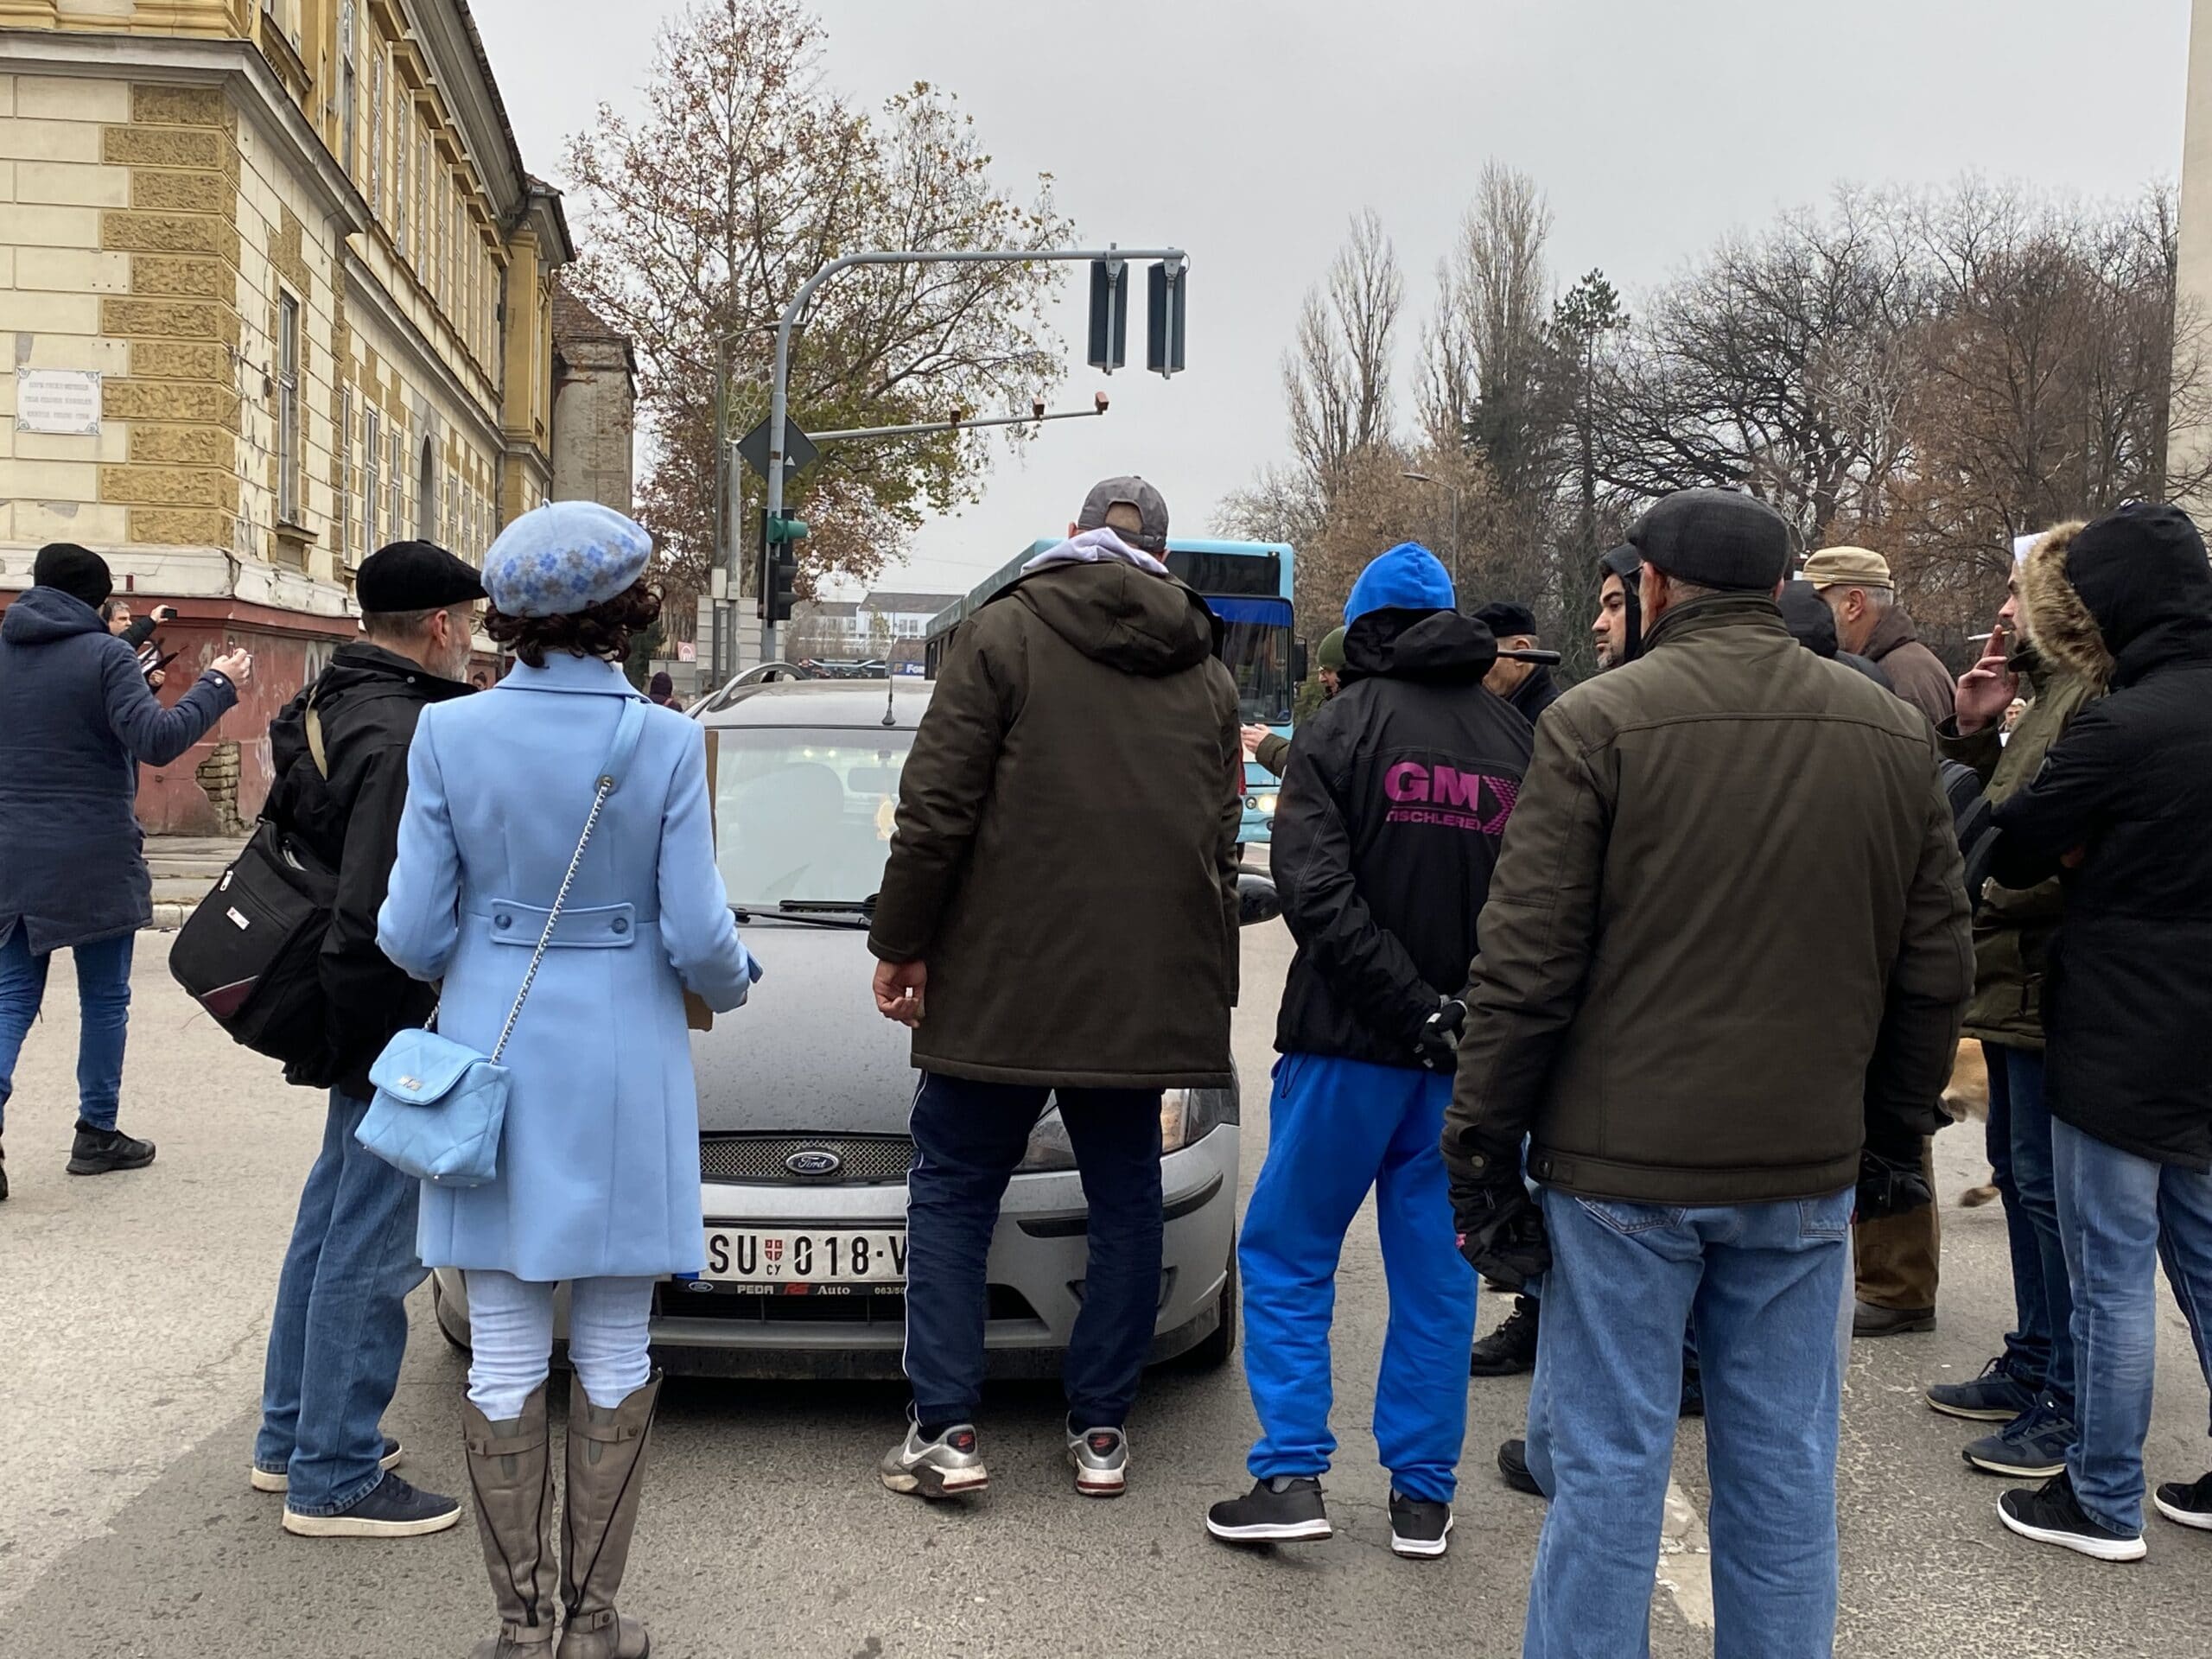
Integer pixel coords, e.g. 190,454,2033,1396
1273,591,1533,1068
868,552,1243,1089
1990,507,2212,1169
1780,580,1891,690
1939,630,2097,1050
1503,664,1560,725
1863,605,1956,727
1445,593,1973,1205
263,642,474,1097
0,586,238,952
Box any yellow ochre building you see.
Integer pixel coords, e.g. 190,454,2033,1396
0,1,594,830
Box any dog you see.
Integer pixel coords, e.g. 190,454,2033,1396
1940,1039,2001,1207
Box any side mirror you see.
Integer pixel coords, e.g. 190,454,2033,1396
1290,639,1310,684
1237,872,1282,928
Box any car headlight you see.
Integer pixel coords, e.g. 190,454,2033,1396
1018,1108,1078,1173
1256,792,1279,817
1160,1087,1232,1154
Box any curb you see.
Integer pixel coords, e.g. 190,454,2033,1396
147,904,188,932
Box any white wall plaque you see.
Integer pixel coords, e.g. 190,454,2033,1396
16,369,102,436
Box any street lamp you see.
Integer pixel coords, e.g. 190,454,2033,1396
1402,470,1461,595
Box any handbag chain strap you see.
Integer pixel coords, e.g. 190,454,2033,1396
487,700,645,1065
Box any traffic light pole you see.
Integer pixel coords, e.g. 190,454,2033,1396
762,245,1185,664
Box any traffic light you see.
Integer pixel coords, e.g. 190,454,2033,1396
1147,259,1186,378
759,509,808,624
1088,257,1128,372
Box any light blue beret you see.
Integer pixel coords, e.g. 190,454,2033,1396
483,499,652,618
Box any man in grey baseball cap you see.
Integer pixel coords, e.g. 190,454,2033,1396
1074,475,1171,554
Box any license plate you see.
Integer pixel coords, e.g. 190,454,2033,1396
700,1227,906,1284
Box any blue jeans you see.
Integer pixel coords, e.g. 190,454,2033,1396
1241,1055,1474,1503
0,925,134,1135
2007,1049,2075,1414
903,1072,1162,1429
1523,1185,1853,1659
254,1091,425,1514
2053,1119,2212,1535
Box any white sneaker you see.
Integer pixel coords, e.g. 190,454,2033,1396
1067,1425,1128,1497
880,1422,988,1499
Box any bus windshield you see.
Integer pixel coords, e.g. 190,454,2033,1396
1210,595,1295,725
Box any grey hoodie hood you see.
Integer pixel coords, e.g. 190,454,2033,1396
3,584,108,646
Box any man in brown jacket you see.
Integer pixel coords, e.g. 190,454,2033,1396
1803,545,1959,1336
1443,488,1972,1658
868,475,1243,1503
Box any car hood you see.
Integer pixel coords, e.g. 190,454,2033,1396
692,920,915,1134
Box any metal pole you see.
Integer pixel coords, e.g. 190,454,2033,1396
764,246,1186,664
807,404,1107,444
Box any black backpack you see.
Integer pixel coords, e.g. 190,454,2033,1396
168,697,340,1081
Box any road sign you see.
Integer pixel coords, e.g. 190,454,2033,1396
1088,258,1128,372
735,415,819,481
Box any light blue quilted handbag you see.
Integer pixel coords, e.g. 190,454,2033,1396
357,700,647,1187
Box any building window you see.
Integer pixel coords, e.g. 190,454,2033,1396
367,49,383,208
336,385,352,563
391,96,405,250
276,291,302,525
415,136,429,270
364,406,381,550
339,3,357,174
416,436,436,541
388,419,404,543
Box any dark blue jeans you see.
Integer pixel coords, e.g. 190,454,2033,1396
903,1072,1162,1429
2006,1048,2075,1414
0,925,133,1135
1983,1043,2049,1386
254,1091,425,1514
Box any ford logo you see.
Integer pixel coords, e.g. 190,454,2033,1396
785,1149,842,1177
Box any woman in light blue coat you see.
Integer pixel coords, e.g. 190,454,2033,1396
378,501,755,1659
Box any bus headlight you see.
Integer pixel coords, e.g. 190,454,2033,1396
1256,792,1279,817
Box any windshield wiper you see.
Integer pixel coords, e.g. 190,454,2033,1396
729,904,869,929
777,898,875,915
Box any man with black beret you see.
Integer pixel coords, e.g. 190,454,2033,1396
1473,600,1560,724
250,538,483,1540
1443,487,1972,1655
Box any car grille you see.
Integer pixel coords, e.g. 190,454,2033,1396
698,1132,915,1185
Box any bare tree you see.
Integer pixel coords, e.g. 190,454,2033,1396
1283,209,1403,497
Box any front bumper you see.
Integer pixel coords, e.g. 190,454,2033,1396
429,1124,1239,1381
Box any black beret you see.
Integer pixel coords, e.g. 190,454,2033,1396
356,540,486,614
1473,600,1538,639
33,542,112,611
1627,489,1793,593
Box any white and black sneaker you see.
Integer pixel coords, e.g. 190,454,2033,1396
1388,1491,1452,1560
1067,1424,1128,1498
280,1471,461,1539
1998,1472,2146,1562
2154,1471,2212,1530
1205,1476,1331,1545
880,1421,988,1500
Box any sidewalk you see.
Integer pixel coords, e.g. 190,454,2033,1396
143,835,245,930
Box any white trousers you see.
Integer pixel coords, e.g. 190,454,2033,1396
463,1270,655,1419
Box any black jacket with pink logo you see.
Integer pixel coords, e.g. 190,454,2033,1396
1270,607,1535,1067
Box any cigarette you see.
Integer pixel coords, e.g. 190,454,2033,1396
1968,632,1993,642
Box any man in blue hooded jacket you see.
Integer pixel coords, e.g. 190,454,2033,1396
1205,543,1533,1559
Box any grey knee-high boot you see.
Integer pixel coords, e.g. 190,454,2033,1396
556,1373,662,1659
461,1385,558,1658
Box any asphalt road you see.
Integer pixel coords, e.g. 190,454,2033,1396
3,924,2209,1658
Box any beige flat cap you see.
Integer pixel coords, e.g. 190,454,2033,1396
1799,546,1892,590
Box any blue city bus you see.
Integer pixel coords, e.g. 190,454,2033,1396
924,537,1300,844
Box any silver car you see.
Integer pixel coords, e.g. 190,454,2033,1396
432,676,1268,1379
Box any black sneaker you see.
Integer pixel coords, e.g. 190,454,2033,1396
1928,1357,2041,1422
1497,1439,1544,1498
1205,1476,1331,1545
1470,1296,1540,1377
67,1121,156,1176
2154,1471,2212,1531
281,1471,461,1539
1964,1403,2076,1478
1388,1491,1452,1560
1998,1472,2145,1562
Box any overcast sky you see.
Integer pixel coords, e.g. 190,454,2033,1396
472,0,2195,599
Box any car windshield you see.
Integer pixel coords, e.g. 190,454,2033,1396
709,727,912,907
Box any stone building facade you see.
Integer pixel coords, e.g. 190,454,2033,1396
0,0,572,830
550,279,634,513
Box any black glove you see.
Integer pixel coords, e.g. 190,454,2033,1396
1855,1147,1934,1221
1448,1140,1550,1290
1414,996,1468,1072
